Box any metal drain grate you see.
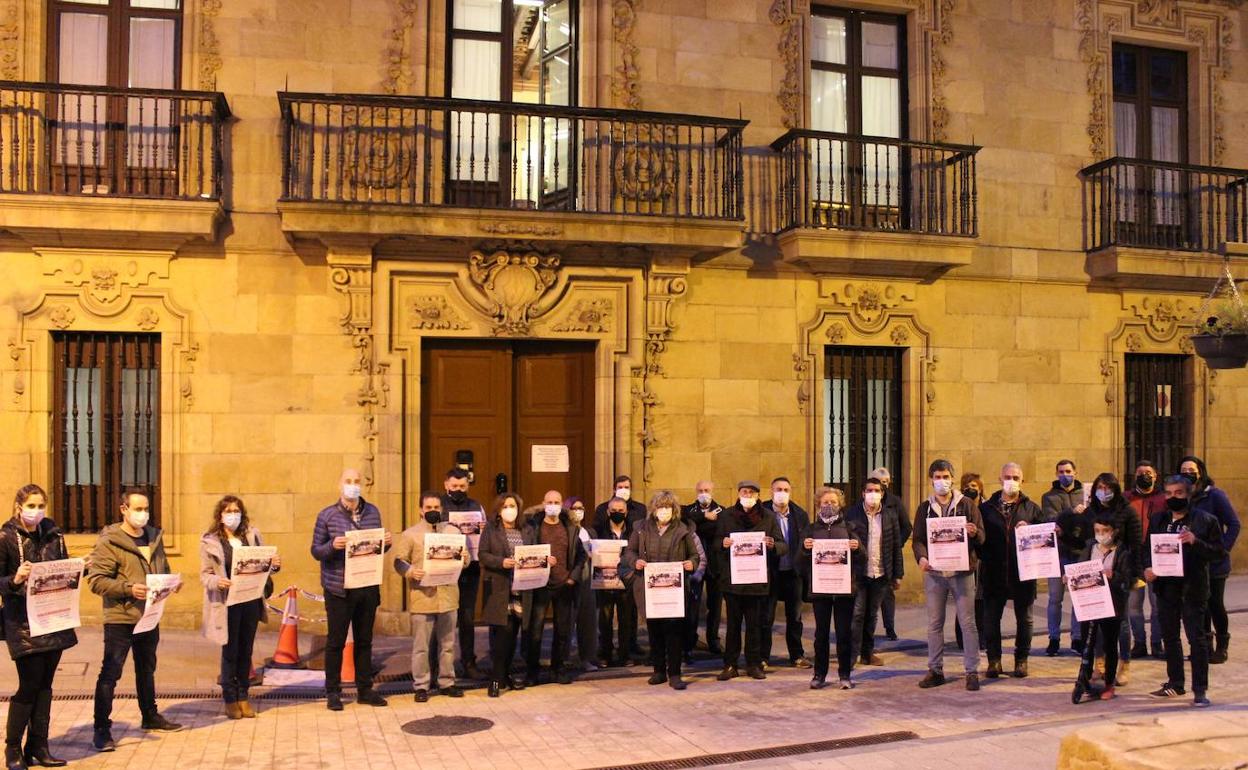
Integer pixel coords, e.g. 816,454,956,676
585,731,919,770
0,683,417,703
401,716,494,736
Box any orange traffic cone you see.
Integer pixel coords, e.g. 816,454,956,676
267,587,304,669
340,625,356,683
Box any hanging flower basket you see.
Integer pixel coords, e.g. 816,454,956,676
1191,333,1248,369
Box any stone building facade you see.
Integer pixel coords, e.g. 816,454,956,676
1,0,1245,628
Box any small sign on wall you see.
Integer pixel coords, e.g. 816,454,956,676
531,444,570,473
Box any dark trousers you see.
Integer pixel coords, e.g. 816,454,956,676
683,578,703,653
324,587,379,693
984,594,1034,661
457,561,481,665
221,600,263,703
597,589,637,662
9,649,62,748
489,616,522,683
852,576,889,661
723,593,767,669
94,623,159,728
763,569,805,662
1207,576,1229,638
813,596,855,681
881,582,897,635
1080,617,1122,687
704,572,723,644
525,584,575,676
1157,584,1209,694
648,618,684,677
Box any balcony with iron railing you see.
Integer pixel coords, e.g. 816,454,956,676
766,130,980,281
276,92,747,258
1079,156,1248,290
0,81,230,249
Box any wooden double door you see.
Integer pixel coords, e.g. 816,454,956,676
420,340,595,518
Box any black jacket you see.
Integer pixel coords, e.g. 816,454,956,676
1089,496,1143,577
979,491,1044,601
846,501,905,582
714,503,787,596
681,499,725,576
763,501,809,574
1144,507,1225,601
1055,507,1092,558
478,518,537,626
0,517,79,660
1077,540,1140,617
883,491,912,546
621,519,700,620
800,513,866,598
593,498,647,529
522,513,587,585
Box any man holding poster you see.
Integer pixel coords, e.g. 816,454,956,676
393,492,470,701
716,481,786,682
440,467,487,680
310,468,393,711
520,491,585,686
979,463,1044,679
622,491,699,690
1144,475,1225,706
913,460,985,692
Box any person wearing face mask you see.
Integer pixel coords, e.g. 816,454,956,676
521,490,586,686
762,477,811,669
594,475,648,526
564,497,599,672
1071,513,1140,701
593,497,638,667
1125,460,1166,659
622,491,701,689
979,463,1043,679
1087,473,1144,684
392,492,469,702
803,487,865,690
309,468,393,711
682,480,724,657
953,473,987,653
913,460,985,691
88,488,183,750
479,494,530,697
1041,459,1085,657
1144,475,1225,707
1,484,77,769
869,468,910,642
200,495,282,719
439,467,487,681
847,479,903,669
1179,456,1240,666
716,480,786,681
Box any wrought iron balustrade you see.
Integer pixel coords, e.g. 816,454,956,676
771,130,979,236
278,92,746,220
0,81,229,200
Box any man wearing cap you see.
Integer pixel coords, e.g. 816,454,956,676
716,480,787,681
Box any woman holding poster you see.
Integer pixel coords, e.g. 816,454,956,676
0,484,77,769
199,495,281,719
478,493,533,698
1071,513,1139,701
800,488,863,691
622,491,700,690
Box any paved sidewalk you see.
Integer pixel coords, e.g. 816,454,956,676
5,576,1248,770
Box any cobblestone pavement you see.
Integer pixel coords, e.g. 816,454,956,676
6,577,1248,770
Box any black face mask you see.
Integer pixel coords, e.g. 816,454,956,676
1165,497,1187,512
962,487,980,501
1180,472,1199,486
424,510,442,525
1135,474,1154,491
609,511,626,524
448,490,467,504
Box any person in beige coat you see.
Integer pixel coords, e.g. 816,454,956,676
200,495,281,719
392,491,470,701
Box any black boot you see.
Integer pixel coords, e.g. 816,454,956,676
23,692,66,768
5,701,33,770
1212,633,1230,665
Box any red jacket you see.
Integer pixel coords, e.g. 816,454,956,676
1124,488,1165,545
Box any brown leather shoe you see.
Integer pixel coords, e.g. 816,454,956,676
238,700,257,718
224,702,243,720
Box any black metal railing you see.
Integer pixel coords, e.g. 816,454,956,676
0,81,229,200
771,130,979,236
825,345,903,498
1080,156,1248,252
278,92,747,219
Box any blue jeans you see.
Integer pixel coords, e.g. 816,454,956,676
924,572,980,674
1046,554,1080,642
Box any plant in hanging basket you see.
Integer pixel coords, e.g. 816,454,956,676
1191,299,1248,369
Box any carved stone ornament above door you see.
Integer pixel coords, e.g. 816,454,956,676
461,250,565,336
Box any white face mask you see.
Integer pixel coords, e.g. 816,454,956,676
341,483,362,501
739,496,756,510
500,506,518,524
655,507,673,524
126,509,150,529
864,491,882,507
222,512,242,531
1095,532,1114,546
772,491,790,506
932,479,952,496
19,507,44,528
569,508,585,523
544,504,562,520
696,492,712,506
1002,479,1021,496
1095,489,1114,505
615,487,631,502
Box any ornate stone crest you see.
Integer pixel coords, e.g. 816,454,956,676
466,250,562,336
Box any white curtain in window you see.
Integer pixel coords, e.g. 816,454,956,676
453,0,502,31
861,21,898,69
1113,102,1138,222
862,76,900,207
810,70,846,205
63,367,101,486
1151,106,1181,225
57,13,108,168
811,16,847,64
127,17,177,168
451,38,501,182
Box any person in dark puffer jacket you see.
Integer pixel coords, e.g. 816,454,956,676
1179,456,1240,665
0,484,77,770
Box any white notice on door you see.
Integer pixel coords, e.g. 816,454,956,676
531,444,570,473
